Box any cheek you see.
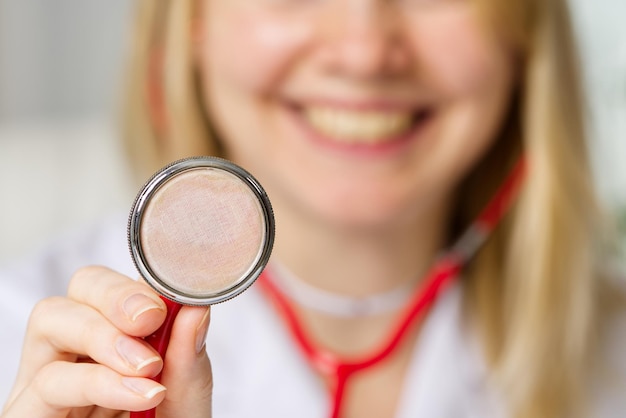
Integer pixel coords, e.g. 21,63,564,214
202,6,312,93
407,10,510,96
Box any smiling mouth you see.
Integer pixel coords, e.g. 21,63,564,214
299,105,432,145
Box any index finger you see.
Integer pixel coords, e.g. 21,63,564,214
67,265,167,337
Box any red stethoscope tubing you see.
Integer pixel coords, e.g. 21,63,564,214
258,257,462,418
258,158,526,418
130,297,182,418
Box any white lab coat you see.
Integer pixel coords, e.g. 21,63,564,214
1,212,625,417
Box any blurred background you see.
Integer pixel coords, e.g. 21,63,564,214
0,0,625,265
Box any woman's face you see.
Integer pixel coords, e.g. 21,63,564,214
198,0,515,229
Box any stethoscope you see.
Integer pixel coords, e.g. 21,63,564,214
126,155,524,418
257,158,526,418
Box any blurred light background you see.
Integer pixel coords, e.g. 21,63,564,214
0,0,625,264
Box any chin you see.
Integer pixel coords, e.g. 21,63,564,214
304,188,429,232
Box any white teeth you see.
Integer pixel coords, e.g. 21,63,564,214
303,107,413,143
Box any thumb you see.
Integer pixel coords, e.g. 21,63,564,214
158,305,213,418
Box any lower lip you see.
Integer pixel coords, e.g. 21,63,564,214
285,106,434,158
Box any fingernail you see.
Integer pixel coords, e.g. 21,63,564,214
195,307,211,354
116,336,161,371
123,294,162,321
122,377,167,399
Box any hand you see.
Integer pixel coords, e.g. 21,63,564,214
1,266,213,418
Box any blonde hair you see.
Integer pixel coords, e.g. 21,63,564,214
465,1,604,416
122,1,617,416
122,0,215,179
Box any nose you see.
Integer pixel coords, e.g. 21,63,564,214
317,2,409,80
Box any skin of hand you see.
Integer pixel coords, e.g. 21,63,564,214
1,266,213,418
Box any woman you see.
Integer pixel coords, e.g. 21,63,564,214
2,0,625,417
